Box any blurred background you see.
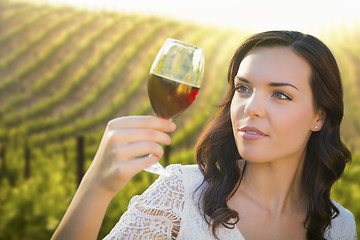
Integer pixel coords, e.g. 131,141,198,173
0,0,359,238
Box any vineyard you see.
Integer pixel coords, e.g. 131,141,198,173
0,1,359,239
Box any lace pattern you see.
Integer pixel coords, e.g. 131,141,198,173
103,165,185,240
103,164,357,240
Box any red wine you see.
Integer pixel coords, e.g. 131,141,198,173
148,73,200,119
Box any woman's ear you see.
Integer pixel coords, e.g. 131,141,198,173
313,109,326,131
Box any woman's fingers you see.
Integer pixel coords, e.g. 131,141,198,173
107,116,176,132
104,141,164,189
108,128,172,145
111,141,165,160
85,116,177,194
120,155,161,176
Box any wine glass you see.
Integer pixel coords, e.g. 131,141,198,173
144,38,205,174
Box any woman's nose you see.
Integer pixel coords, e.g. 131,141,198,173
243,93,265,119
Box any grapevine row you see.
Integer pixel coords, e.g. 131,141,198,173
0,3,34,32
1,14,136,123
0,17,154,141
0,11,90,94
0,14,128,117
27,21,189,146
0,7,52,48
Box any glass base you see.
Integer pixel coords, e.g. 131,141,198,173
144,162,165,175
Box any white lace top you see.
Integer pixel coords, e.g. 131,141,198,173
104,164,357,240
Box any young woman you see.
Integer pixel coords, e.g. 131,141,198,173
52,31,357,239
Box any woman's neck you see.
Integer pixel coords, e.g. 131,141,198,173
238,156,307,219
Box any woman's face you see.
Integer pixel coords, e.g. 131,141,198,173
230,47,323,163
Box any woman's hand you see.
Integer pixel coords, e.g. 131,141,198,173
52,116,176,240
82,116,176,197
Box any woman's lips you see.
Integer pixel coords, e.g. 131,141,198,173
239,126,268,140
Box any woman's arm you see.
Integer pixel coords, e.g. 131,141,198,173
51,177,113,240
51,116,176,240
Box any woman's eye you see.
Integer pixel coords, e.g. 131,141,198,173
273,91,292,100
234,85,251,94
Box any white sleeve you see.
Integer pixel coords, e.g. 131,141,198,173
103,165,185,240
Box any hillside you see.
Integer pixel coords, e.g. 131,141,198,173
0,1,359,239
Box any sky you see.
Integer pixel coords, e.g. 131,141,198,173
17,0,360,34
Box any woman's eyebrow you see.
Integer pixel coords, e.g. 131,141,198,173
235,76,298,91
269,82,299,91
234,76,249,83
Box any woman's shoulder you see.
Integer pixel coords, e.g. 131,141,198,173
137,164,203,201
331,200,356,225
326,200,357,239
124,165,199,221
161,164,205,198
164,163,201,172
162,164,203,182
331,200,356,226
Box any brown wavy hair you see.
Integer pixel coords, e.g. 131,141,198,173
195,31,351,239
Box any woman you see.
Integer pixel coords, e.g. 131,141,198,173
52,31,357,239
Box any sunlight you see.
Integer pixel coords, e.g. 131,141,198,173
10,0,360,34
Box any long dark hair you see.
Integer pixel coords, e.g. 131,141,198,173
195,31,351,239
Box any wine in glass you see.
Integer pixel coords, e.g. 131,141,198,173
144,38,205,174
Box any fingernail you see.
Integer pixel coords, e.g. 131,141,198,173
169,121,176,130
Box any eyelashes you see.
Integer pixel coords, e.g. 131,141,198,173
272,91,292,100
233,85,250,94
233,84,293,101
